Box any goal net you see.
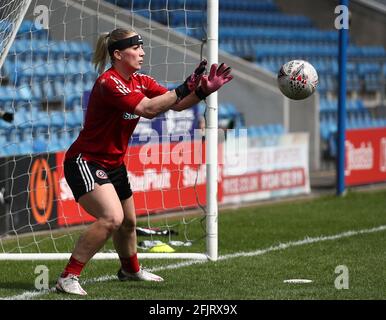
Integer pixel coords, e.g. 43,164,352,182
0,0,218,261
0,0,32,71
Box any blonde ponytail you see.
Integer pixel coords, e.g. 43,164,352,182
92,29,137,75
92,32,110,75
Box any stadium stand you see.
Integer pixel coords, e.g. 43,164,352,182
0,19,94,156
0,0,385,161
104,0,385,160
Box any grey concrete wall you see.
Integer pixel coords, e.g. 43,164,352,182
275,0,386,47
23,0,320,170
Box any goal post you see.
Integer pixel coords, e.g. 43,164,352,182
0,0,219,261
206,0,219,262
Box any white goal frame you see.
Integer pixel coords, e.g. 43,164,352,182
0,0,32,70
0,0,219,262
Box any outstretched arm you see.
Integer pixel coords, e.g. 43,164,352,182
134,90,180,119
134,60,207,119
169,91,201,112
135,61,233,118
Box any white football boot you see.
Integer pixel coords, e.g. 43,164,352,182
56,274,87,296
117,268,164,282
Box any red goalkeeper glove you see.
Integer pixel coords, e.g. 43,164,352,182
175,59,207,100
195,63,233,100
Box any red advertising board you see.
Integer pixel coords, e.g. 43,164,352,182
223,168,306,196
52,134,310,227
55,141,212,226
345,128,386,186
221,133,310,204
125,142,209,215
0,134,310,234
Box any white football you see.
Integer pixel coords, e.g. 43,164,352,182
277,60,318,100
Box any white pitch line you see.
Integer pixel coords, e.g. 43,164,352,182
2,224,386,300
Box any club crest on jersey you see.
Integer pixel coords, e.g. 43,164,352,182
96,170,108,179
123,112,139,120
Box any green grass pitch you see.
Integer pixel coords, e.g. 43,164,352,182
0,189,385,300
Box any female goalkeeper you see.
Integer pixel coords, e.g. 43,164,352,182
55,28,233,295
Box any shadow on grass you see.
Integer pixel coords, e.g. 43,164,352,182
0,281,38,293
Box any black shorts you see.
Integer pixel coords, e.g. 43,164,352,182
64,155,133,202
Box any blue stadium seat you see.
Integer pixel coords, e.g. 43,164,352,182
50,111,65,129
248,126,262,137
33,137,48,153
172,0,280,12
361,46,386,58
34,111,50,129
60,131,74,150
53,80,65,98
12,111,28,129
65,110,80,128
361,111,372,127
0,135,7,157
346,73,361,92
218,103,230,118
47,131,63,152
73,107,84,126
248,123,285,138
3,143,21,156
364,74,383,91
18,140,34,155
358,63,381,76
42,81,58,101
65,60,79,75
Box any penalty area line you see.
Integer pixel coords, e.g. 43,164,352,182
2,224,386,300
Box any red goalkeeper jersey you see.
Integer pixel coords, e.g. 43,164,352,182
65,67,168,169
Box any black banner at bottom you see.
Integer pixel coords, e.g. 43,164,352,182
0,300,381,318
